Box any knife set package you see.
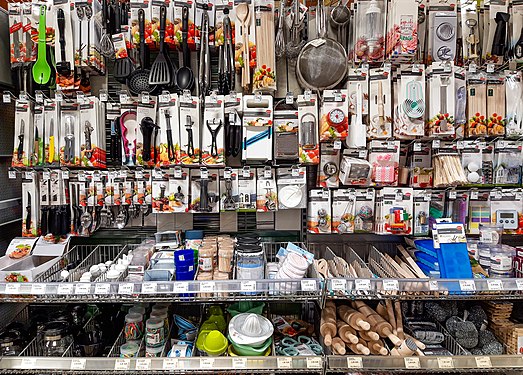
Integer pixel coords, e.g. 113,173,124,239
368,140,400,186
256,167,277,212
276,166,307,210
347,69,369,148
59,102,81,166
318,142,341,188
190,168,219,213
375,187,414,235
136,98,158,168
393,65,426,139
242,94,273,161
22,178,40,237
220,167,239,211
332,188,375,234
505,71,523,137
202,95,225,166
319,89,348,141
179,94,201,165
307,189,331,234
368,68,392,138
12,99,33,167
157,94,180,166
297,93,319,164
152,168,190,213
79,96,105,168
224,93,243,163
426,63,456,137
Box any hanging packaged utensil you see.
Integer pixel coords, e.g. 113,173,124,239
175,6,195,91
127,9,156,95
149,6,173,86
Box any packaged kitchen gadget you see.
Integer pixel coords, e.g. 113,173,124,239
307,189,331,233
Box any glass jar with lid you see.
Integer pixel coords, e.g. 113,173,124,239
41,321,73,356
0,332,22,356
235,244,265,281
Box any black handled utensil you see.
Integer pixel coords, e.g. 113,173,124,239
165,109,176,161
113,2,134,83
149,6,172,86
140,117,155,162
492,12,510,56
127,9,155,94
17,119,25,161
175,6,194,91
56,8,71,76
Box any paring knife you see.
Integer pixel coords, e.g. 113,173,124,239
17,119,25,161
25,191,31,233
48,118,54,163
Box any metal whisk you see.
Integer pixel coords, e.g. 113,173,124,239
275,1,286,58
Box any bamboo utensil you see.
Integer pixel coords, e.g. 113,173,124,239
236,3,251,88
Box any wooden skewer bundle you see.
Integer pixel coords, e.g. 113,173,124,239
433,154,468,186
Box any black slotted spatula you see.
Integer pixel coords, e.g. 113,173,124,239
113,2,134,84
149,6,172,86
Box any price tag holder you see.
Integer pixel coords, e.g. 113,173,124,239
382,279,399,291
95,283,111,294
5,283,20,294
355,279,371,291
173,282,189,293
487,279,503,291
333,140,342,149
263,168,272,178
57,284,74,295
437,357,454,369
3,93,11,103
241,281,256,292
141,93,150,104
71,358,86,370
306,357,322,369
200,358,214,369
429,280,439,291
516,279,523,291
404,357,420,369
141,282,158,294
347,357,363,368
277,357,293,369
118,283,135,295
8,170,16,179
301,280,317,291
475,356,492,368
163,358,178,370
114,358,131,370
200,281,215,293
74,283,91,295
136,358,151,370
21,358,37,368
459,280,476,292
331,278,347,291
232,357,247,368
31,283,46,294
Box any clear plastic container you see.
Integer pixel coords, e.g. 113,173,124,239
479,223,503,244
120,342,139,357
124,313,144,341
490,245,515,277
41,321,72,356
150,311,169,333
236,245,265,281
145,344,164,357
146,318,165,348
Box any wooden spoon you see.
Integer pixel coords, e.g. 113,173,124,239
236,3,250,88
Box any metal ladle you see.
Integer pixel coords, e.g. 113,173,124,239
330,0,350,48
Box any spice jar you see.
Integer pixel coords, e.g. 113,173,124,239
145,318,165,348
218,245,234,273
124,313,144,341
198,246,217,272
120,342,139,357
236,244,265,281
41,321,72,356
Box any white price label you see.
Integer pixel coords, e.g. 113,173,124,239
459,280,476,292
322,189,329,199
71,358,86,370
286,92,294,104
114,358,131,370
292,168,300,177
95,283,111,294
153,169,163,179
358,149,367,158
74,283,91,295
404,357,420,369
429,280,439,291
200,358,214,369
277,357,293,369
141,93,150,104
331,278,347,291
3,93,11,103
200,281,215,293
21,358,37,368
173,282,189,293
347,357,363,368
355,279,371,291
174,168,182,178
118,283,135,295
42,171,50,180
516,279,523,290
263,168,272,178
135,170,144,179
160,93,171,103
333,140,342,149
62,170,69,179
4,283,20,294
470,190,479,200
306,357,322,369
487,279,503,291
241,281,256,292
413,142,422,152
35,92,43,103
232,357,247,368
57,284,74,295
99,92,108,102
301,280,317,291
487,64,495,73
200,168,209,179
8,170,16,179
242,167,251,178
119,92,128,103
31,283,46,294
163,358,178,370
141,282,158,294
433,140,441,148
475,356,492,368
136,358,151,370
223,168,232,179
382,279,399,291
24,171,34,180
437,357,454,369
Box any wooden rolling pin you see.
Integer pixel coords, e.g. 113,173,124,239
352,301,402,346
359,329,380,342
367,339,389,356
348,341,370,355
338,305,371,331
336,320,359,344
320,315,337,346
394,301,404,340
331,337,346,355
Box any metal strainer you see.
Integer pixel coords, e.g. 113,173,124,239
296,0,347,91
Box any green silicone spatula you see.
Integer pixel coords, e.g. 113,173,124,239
32,5,51,85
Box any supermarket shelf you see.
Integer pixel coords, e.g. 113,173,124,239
327,355,523,372
326,277,523,300
0,279,323,302
0,355,324,373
